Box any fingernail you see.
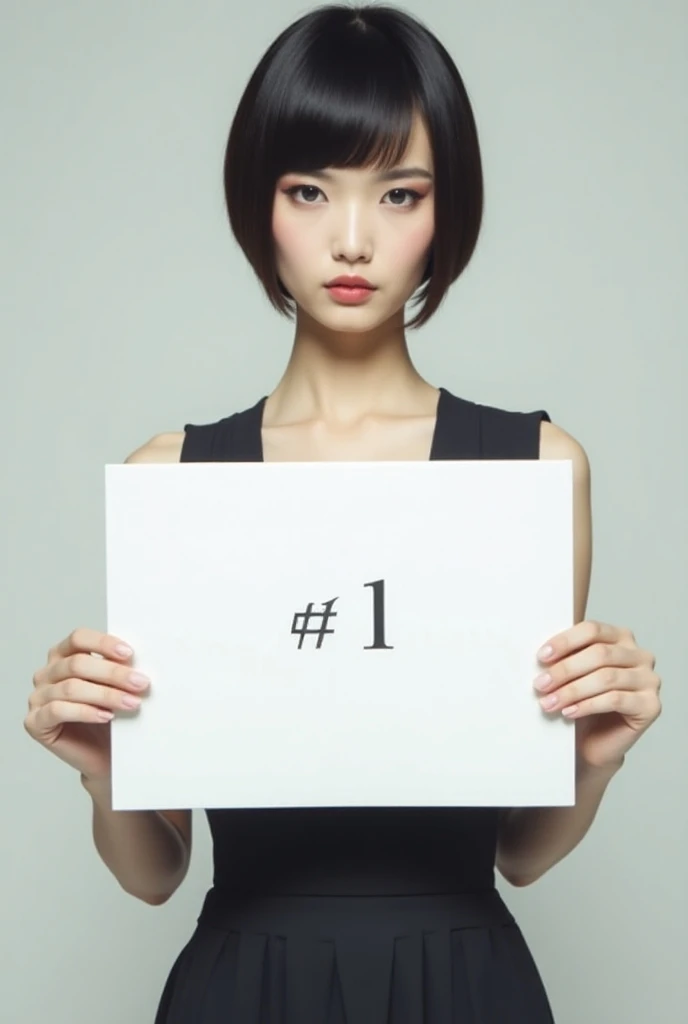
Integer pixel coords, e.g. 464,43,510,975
128,672,150,689
534,673,552,691
115,643,133,658
538,645,553,660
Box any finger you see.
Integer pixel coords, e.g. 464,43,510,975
31,676,144,713
25,700,115,738
47,628,134,667
535,643,641,693
538,620,623,664
40,651,149,694
636,647,657,669
558,687,660,724
538,665,647,713
44,651,148,691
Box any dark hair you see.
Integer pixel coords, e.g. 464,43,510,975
224,4,483,329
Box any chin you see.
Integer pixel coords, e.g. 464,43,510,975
322,307,398,332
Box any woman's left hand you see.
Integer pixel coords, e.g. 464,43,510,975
533,620,662,770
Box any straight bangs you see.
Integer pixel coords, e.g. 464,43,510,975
261,39,419,179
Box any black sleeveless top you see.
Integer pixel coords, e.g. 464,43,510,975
180,387,550,897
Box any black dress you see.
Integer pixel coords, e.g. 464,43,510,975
154,387,555,1024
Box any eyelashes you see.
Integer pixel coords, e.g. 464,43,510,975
282,184,424,209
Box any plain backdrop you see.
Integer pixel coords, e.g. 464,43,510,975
2,1,686,1021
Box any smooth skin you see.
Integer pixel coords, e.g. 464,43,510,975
24,110,661,900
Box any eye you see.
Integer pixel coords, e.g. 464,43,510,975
283,185,424,208
384,188,423,208
284,185,323,204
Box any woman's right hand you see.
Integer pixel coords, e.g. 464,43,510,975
25,628,151,783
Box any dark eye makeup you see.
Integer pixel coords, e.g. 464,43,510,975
282,184,425,208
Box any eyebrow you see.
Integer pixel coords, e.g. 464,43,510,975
304,166,434,183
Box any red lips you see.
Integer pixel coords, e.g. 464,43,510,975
325,275,375,288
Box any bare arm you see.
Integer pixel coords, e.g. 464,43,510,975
496,758,622,887
496,421,622,887
85,431,192,905
81,775,191,905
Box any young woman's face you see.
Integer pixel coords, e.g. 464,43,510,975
272,112,435,333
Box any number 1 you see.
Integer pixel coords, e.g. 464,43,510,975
363,579,393,649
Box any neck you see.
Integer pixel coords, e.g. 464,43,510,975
266,308,435,425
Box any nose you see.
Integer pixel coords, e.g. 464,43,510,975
331,202,373,263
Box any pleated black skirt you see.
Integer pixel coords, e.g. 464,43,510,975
154,886,554,1023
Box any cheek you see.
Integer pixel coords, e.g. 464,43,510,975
395,220,434,269
272,205,309,265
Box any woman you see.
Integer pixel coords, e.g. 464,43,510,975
25,5,661,1021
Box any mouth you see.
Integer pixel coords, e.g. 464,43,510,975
325,283,376,304
325,276,375,289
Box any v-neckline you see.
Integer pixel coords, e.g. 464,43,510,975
251,387,448,464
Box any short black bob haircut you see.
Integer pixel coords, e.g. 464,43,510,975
224,4,483,329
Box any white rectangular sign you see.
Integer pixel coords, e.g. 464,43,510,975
105,461,574,810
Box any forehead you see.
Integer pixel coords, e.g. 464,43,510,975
405,111,432,159
388,112,433,172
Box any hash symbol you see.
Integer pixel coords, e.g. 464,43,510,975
291,597,338,649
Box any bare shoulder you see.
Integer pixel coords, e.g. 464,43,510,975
538,419,590,481
124,431,185,465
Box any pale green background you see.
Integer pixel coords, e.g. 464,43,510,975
2,1,686,1021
